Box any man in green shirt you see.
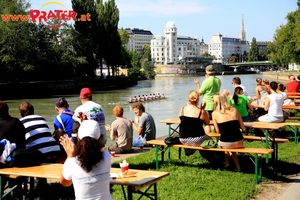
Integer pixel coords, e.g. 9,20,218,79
194,65,221,124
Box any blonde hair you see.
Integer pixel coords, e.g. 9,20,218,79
188,90,199,106
213,92,231,113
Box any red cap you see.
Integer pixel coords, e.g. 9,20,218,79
80,88,92,98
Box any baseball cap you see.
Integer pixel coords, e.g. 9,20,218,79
55,98,68,108
205,65,215,74
78,120,101,140
79,88,92,98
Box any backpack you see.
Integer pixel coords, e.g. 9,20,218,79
6,148,44,168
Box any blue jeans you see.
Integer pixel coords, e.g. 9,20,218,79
242,114,253,122
132,137,146,147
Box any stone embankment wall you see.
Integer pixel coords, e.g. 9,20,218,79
0,77,137,100
263,71,300,84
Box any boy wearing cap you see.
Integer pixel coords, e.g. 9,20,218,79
53,98,74,141
73,88,107,145
194,64,221,122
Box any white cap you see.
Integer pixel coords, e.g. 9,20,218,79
78,120,101,140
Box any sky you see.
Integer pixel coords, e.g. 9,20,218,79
29,0,297,42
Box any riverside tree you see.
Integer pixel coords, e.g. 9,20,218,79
248,37,259,62
267,0,300,66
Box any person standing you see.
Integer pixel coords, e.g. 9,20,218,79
53,97,74,141
194,65,221,132
105,105,133,153
130,102,156,147
60,120,112,200
73,87,107,145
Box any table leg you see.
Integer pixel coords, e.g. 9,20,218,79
127,186,133,200
293,126,298,144
155,145,159,170
154,183,157,200
0,176,2,200
264,129,269,163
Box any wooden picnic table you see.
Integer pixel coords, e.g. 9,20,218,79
160,119,287,165
0,163,169,200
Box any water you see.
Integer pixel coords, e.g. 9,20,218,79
5,74,264,144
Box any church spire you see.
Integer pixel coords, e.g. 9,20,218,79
240,14,246,41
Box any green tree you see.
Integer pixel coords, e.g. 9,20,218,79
118,28,130,45
128,51,142,78
0,0,33,79
248,37,259,62
101,0,121,77
71,0,97,76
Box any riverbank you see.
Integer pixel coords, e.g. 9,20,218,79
0,77,137,100
263,71,300,84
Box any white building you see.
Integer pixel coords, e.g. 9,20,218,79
151,21,202,65
208,15,250,63
124,28,154,55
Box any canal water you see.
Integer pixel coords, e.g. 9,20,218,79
5,74,268,145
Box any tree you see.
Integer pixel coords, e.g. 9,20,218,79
101,0,121,77
128,52,141,78
267,0,300,66
71,0,97,76
248,37,259,62
118,28,130,45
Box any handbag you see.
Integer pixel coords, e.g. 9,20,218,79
201,138,217,148
164,136,181,145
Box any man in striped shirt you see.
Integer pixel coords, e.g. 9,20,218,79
19,102,61,160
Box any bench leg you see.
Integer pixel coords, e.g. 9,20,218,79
155,145,159,170
293,126,298,144
254,154,259,184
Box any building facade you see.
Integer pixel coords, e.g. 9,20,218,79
151,21,202,65
208,15,250,63
124,28,154,55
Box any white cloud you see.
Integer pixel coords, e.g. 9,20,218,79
115,0,207,16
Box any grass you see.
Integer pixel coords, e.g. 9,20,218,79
9,128,300,200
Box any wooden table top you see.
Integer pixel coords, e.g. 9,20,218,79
244,122,286,129
160,118,214,125
0,163,170,187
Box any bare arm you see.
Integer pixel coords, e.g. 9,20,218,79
60,175,73,187
212,112,220,133
263,97,270,111
130,119,143,135
194,79,202,95
253,86,260,100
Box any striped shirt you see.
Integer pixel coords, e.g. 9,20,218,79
20,114,60,157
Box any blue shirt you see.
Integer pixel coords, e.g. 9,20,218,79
53,109,74,137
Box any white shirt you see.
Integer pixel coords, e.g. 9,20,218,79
62,151,112,200
74,101,106,142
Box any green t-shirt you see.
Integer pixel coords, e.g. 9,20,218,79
229,95,250,117
200,76,221,111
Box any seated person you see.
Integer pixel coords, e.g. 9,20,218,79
229,87,253,122
252,78,268,100
258,81,284,123
178,90,211,156
212,92,244,172
105,105,133,153
130,103,156,147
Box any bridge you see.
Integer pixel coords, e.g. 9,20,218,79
223,61,274,68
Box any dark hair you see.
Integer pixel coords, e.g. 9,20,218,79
232,77,241,85
270,81,278,91
75,137,103,173
233,87,243,106
0,101,9,117
256,78,262,84
277,83,285,92
131,102,145,112
19,102,34,117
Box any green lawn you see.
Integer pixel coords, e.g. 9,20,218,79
15,127,300,200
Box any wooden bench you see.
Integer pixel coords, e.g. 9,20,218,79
147,139,273,184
